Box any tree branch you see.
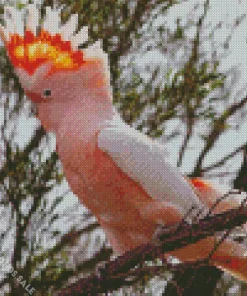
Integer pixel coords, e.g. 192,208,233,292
177,0,210,167
56,201,247,295
116,0,152,56
201,143,246,173
193,95,247,176
177,113,193,167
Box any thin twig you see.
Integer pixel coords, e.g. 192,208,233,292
201,144,246,173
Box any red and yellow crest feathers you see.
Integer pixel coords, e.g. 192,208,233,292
0,5,111,92
0,5,111,79
6,29,85,76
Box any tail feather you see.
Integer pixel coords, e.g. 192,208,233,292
189,177,245,214
168,236,247,283
212,255,247,282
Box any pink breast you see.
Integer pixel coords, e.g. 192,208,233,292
73,142,183,254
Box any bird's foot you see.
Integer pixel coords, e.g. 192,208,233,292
152,222,182,246
94,261,110,281
181,205,206,225
152,205,204,246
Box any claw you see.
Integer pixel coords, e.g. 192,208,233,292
152,222,182,246
152,205,206,246
95,261,109,280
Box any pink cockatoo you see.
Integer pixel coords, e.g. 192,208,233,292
1,4,247,282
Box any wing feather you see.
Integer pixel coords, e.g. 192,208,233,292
98,119,204,216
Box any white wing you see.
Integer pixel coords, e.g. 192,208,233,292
98,115,204,216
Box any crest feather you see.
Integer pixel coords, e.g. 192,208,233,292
71,27,88,50
0,4,109,77
4,7,24,36
0,24,9,43
42,7,61,35
60,14,78,40
4,7,16,36
26,4,40,35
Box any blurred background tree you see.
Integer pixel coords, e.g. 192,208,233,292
0,0,247,295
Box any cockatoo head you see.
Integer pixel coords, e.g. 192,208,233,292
0,4,112,131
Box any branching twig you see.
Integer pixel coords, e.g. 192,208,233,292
177,0,210,168
201,143,246,173
193,95,247,175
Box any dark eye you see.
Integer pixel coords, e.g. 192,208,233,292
43,89,51,97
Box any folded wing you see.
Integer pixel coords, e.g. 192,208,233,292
98,120,204,216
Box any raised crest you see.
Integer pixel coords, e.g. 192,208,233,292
0,5,106,77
